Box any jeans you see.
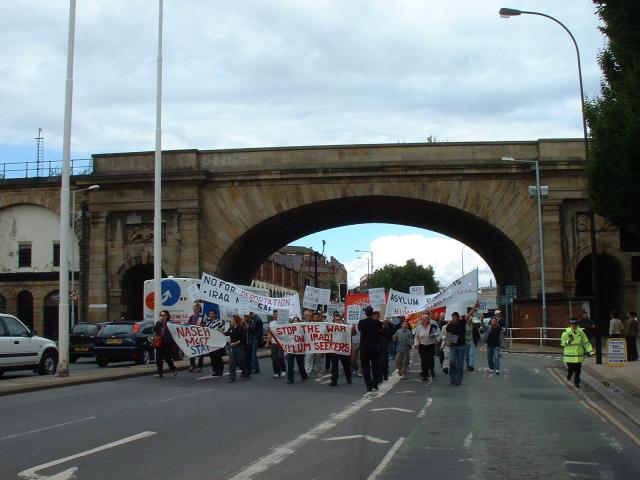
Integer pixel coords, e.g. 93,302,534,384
251,337,260,371
388,340,397,359
465,343,476,368
286,354,308,382
449,346,465,384
228,345,245,380
270,345,284,375
418,344,436,378
488,346,501,371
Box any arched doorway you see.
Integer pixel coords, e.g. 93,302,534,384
43,290,60,340
575,254,624,332
17,290,33,329
121,264,165,320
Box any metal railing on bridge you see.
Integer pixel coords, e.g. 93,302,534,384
0,159,93,179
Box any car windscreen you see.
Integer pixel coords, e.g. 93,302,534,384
99,324,134,336
72,324,100,335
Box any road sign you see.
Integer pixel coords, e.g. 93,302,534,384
69,290,78,301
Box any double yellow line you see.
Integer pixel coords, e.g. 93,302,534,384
547,367,640,448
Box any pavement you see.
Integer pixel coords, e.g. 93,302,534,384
2,342,639,431
0,349,272,397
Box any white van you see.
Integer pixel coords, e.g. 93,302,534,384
0,314,58,376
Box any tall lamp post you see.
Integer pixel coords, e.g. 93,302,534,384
355,249,374,274
502,156,548,334
70,184,100,327
499,7,602,362
461,245,467,276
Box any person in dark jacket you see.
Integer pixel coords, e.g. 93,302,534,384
358,306,382,392
227,315,247,382
248,312,264,373
376,314,394,382
287,316,309,384
153,310,177,378
202,309,226,376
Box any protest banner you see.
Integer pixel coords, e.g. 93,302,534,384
167,323,228,358
409,285,425,296
269,322,352,355
385,289,437,318
368,288,386,307
303,286,331,310
199,272,302,319
419,269,479,315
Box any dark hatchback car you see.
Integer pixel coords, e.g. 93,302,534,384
69,322,109,362
94,321,155,367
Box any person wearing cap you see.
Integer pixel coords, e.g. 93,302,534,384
358,305,382,392
561,317,594,388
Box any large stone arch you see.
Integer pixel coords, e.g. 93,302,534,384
215,194,532,296
0,192,60,213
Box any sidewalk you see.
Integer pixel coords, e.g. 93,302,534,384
0,350,271,397
506,341,640,428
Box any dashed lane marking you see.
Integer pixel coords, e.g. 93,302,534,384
366,437,405,480
0,416,96,442
417,398,433,418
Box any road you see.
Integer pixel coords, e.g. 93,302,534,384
1,351,639,480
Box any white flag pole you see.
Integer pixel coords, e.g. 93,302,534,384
153,0,164,325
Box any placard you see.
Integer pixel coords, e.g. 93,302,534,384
368,288,386,306
269,322,351,355
167,323,229,358
409,285,425,296
606,338,627,366
303,286,331,309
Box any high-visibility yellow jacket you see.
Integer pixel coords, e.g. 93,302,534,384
560,326,593,363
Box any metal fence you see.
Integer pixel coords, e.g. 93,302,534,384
505,327,565,350
0,158,93,179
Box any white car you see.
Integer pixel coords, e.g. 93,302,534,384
0,314,58,376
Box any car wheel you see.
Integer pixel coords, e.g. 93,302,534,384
137,349,151,365
38,350,58,375
70,355,78,363
97,357,109,367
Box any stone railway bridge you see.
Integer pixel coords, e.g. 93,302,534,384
1,139,636,331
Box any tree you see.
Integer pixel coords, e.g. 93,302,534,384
585,0,640,237
324,278,339,301
369,259,439,293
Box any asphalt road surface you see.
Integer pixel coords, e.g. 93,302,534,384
1,351,639,480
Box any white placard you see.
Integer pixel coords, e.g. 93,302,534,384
409,285,425,296
303,286,331,309
187,283,200,302
276,309,290,324
167,323,229,359
368,287,386,306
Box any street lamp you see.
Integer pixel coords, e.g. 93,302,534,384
502,156,548,334
461,244,467,276
499,7,602,363
70,184,100,328
355,249,373,274
359,256,371,277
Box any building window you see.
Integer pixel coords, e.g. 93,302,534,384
17,290,34,329
18,243,32,268
53,243,60,267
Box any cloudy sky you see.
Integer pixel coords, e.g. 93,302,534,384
1,0,606,288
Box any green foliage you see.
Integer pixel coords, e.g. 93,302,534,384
324,278,338,299
585,0,640,236
369,259,439,293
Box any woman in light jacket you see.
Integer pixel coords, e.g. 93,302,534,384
414,313,439,380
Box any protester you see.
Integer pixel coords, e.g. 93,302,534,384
485,316,504,375
153,310,177,378
445,302,479,385
609,311,624,338
202,309,226,376
187,303,204,372
414,313,439,381
494,309,506,330
350,314,362,378
248,311,264,373
465,316,481,372
305,311,325,374
329,312,352,386
437,312,447,371
240,315,252,378
393,319,414,379
376,312,394,382
358,306,382,392
286,316,309,384
267,310,285,378
227,314,247,382
561,317,594,388
625,311,638,361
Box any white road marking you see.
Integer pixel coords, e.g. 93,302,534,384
463,432,473,449
395,390,416,394
315,374,332,383
366,437,405,480
533,368,540,374
417,398,433,418
0,417,96,442
148,389,214,405
227,373,400,480
600,433,624,453
18,431,157,480
563,461,600,466
370,407,414,413
323,434,390,444
197,372,229,380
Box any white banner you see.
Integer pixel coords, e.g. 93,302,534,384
368,288,386,306
419,269,479,313
167,323,228,359
199,272,301,319
303,286,331,309
269,322,351,355
385,290,437,318
409,285,425,296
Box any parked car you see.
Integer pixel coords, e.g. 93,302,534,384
94,321,155,367
69,322,109,362
0,313,58,376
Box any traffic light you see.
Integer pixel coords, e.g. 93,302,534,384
339,282,348,302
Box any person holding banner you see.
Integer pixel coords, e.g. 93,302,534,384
358,306,382,392
267,311,285,378
187,303,204,372
153,310,178,378
446,302,479,386
202,309,226,376
414,313,439,381
227,315,247,382
304,311,325,375
286,316,309,384
329,312,353,386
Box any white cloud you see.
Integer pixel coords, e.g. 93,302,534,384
344,234,495,290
